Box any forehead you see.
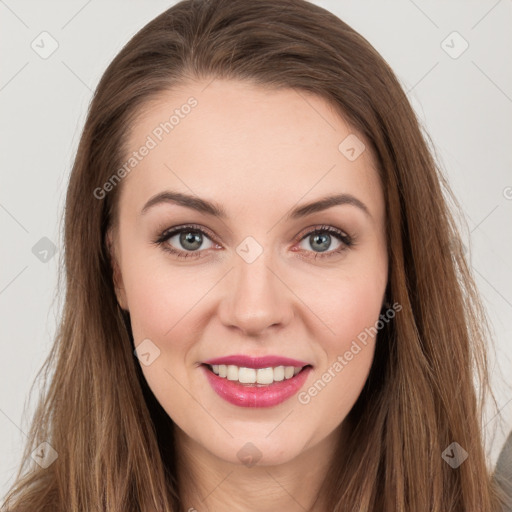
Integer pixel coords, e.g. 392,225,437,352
119,79,384,222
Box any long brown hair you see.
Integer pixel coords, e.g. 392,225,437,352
2,0,507,510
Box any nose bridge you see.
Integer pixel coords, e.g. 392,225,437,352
219,239,293,336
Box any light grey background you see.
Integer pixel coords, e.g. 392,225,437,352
1,0,511,499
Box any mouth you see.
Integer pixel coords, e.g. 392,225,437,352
201,363,313,408
202,363,312,387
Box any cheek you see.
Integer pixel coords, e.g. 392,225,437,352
124,266,200,415
300,273,385,420
298,341,376,440
298,300,382,435
123,261,202,343
316,272,386,351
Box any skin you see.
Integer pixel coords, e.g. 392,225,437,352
109,79,388,512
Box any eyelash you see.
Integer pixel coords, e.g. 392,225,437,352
153,223,354,261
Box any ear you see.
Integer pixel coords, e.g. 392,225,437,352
106,228,128,311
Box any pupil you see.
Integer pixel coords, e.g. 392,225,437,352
311,233,330,252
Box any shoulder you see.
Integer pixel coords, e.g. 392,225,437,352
494,430,512,512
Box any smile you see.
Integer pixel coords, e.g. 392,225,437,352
201,361,313,408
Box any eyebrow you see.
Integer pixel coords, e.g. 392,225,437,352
140,190,371,220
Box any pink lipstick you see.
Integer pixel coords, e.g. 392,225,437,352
201,354,312,408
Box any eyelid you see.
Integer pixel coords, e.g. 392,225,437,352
294,224,350,243
156,223,218,244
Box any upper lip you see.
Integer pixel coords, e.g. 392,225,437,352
202,355,312,369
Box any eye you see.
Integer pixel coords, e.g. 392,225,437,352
153,224,217,259
295,225,353,259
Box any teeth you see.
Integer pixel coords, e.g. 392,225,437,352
227,365,238,381
284,366,295,379
272,366,284,382
256,367,273,384
238,367,256,383
210,364,304,385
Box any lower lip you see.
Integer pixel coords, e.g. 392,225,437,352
202,365,312,408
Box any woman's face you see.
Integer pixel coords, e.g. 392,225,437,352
110,79,388,466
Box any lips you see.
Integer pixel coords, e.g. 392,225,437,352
202,365,312,407
200,354,313,407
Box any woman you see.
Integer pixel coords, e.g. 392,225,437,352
2,0,509,510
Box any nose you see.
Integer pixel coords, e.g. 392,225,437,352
218,250,294,337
